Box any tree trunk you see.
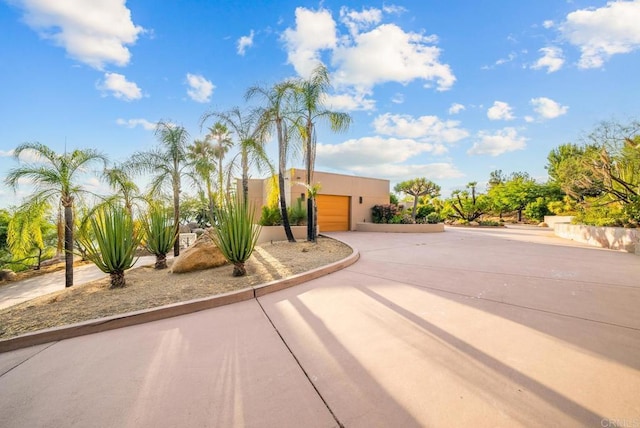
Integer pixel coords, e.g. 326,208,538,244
279,172,295,242
307,197,316,242
56,205,63,257
64,203,74,288
411,195,418,219
232,262,246,277
173,180,180,257
109,270,126,288
155,253,167,269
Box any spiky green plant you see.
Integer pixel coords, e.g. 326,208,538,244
76,205,140,288
209,196,261,276
140,204,177,269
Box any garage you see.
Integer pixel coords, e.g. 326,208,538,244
316,195,350,232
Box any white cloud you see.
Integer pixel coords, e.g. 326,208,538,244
322,91,375,111
391,93,404,104
467,128,527,156
350,163,464,181
339,6,382,36
530,97,569,119
116,118,156,131
524,116,535,123
373,113,469,143
186,73,214,103
332,23,455,91
560,0,640,68
237,30,254,56
0,150,14,157
543,20,555,29
97,72,142,101
531,46,565,73
487,101,515,121
448,103,465,115
282,8,337,77
14,0,143,69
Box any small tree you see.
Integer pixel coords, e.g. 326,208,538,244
141,204,177,269
394,178,441,219
209,196,261,277
445,182,490,222
76,205,140,288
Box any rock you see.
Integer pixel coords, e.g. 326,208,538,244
469,221,480,227
178,224,191,234
538,222,549,228
170,232,228,273
0,269,17,282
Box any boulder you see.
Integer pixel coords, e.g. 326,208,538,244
538,222,549,228
469,221,480,227
0,269,17,282
170,232,228,273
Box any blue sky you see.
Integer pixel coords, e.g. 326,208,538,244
1,0,640,208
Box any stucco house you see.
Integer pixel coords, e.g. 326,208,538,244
241,168,390,232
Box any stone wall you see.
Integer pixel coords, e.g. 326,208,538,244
543,215,575,228
554,223,639,255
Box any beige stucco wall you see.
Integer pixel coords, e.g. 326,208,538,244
554,223,640,254
239,168,390,231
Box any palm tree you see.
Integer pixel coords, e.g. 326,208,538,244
291,63,352,241
187,138,217,214
246,80,298,242
103,164,143,216
204,122,233,206
202,107,273,203
128,121,190,257
4,142,108,287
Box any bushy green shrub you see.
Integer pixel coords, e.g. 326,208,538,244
210,197,261,277
76,205,140,288
572,203,626,227
524,197,551,221
479,220,501,226
400,214,415,224
425,212,440,224
259,205,282,226
288,198,307,226
415,204,435,220
141,204,177,269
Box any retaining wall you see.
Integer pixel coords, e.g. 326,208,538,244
554,223,639,255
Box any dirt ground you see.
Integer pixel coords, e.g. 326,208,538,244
0,237,352,339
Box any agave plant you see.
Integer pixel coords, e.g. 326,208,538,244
209,196,261,276
140,204,177,269
76,204,140,289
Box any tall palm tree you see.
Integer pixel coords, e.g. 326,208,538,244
4,142,108,287
246,80,298,242
291,64,352,241
204,122,233,206
187,138,217,214
202,107,273,203
128,121,190,257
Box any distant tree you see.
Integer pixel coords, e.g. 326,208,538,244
203,107,273,203
6,199,52,269
488,172,545,222
103,164,144,216
128,122,190,256
246,80,298,242
290,64,352,241
488,169,506,189
394,178,441,219
186,138,217,213
5,143,107,286
204,122,233,205
445,182,490,222
546,143,604,201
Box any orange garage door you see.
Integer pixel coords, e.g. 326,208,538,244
316,195,350,232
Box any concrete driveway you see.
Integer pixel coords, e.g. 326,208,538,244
1,226,639,427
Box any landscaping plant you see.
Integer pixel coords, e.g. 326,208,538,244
209,196,261,277
76,204,140,289
141,204,177,269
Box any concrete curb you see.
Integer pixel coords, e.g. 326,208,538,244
0,244,360,354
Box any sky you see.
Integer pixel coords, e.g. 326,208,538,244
1,0,640,208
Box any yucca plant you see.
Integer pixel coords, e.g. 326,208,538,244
140,204,177,269
209,196,261,276
76,204,140,289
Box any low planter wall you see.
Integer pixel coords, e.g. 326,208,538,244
543,215,575,228
356,222,444,233
554,223,639,255
257,225,308,244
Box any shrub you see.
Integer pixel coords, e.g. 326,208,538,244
76,205,140,288
288,198,307,226
415,204,435,220
425,212,440,224
209,197,261,277
141,204,177,269
400,214,416,224
258,205,282,226
371,204,400,224
524,197,551,222
479,220,501,226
